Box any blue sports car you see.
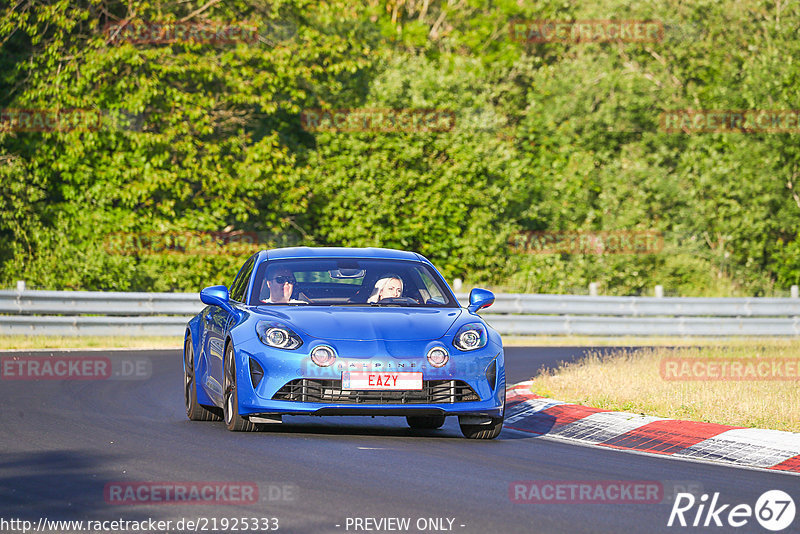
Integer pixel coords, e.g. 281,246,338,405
183,247,505,439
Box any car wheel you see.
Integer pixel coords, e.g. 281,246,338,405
223,342,260,432
184,336,222,421
459,389,505,439
459,415,504,439
406,415,446,430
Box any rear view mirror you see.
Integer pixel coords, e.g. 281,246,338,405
467,288,495,313
200,285,238,316
329,269,366,279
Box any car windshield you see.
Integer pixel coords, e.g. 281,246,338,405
249,258,458,308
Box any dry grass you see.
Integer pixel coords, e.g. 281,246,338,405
0,335,182,351
527,340,800,432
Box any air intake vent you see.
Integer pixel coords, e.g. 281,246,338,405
272,379,479,404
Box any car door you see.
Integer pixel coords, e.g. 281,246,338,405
199,255,256,404
209,255,257,393
201,304,228,403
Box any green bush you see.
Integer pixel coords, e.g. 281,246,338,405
1,0,798,296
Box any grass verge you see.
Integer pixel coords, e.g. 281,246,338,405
0,335,182,350
527,340,800,433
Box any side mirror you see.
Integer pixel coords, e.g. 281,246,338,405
467,288,494,314
200,285,237,315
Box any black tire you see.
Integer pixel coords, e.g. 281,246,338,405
184,336,222,421
406,415,446,430
223,342,260,432
459,415,504,439
459,389,505,439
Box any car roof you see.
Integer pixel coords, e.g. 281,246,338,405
264,247,427,262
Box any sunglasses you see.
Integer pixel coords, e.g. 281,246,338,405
272,276,295,284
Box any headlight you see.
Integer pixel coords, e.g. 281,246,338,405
427,346,449,367
453,322,488,351
256,321,303,350
310,345,337,367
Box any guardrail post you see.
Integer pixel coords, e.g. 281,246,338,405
589,282,598,296
16,280,25,292
792,285,799,299
452,278,463,291
655,285,664,298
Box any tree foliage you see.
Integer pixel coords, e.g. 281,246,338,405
1,0,798,295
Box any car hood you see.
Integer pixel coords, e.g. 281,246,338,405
255,306,463,341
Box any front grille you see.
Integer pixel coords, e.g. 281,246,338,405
272,379,480,404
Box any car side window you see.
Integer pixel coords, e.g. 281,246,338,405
230,255,256,303
416,267,446,303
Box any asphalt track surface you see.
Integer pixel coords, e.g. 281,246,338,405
1,346,797,534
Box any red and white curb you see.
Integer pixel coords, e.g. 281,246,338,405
504,381,800,474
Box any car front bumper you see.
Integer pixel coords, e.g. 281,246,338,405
235,339,506,418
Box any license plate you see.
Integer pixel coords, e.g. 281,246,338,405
342,371,422,390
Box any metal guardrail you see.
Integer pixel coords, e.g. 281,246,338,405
0,290,798,337
482,294,800,317
0,315,190,337
0,290,201,316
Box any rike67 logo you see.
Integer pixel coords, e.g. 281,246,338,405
668,490,795,531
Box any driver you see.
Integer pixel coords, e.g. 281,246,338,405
262,267,306,304
367,275,403,303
